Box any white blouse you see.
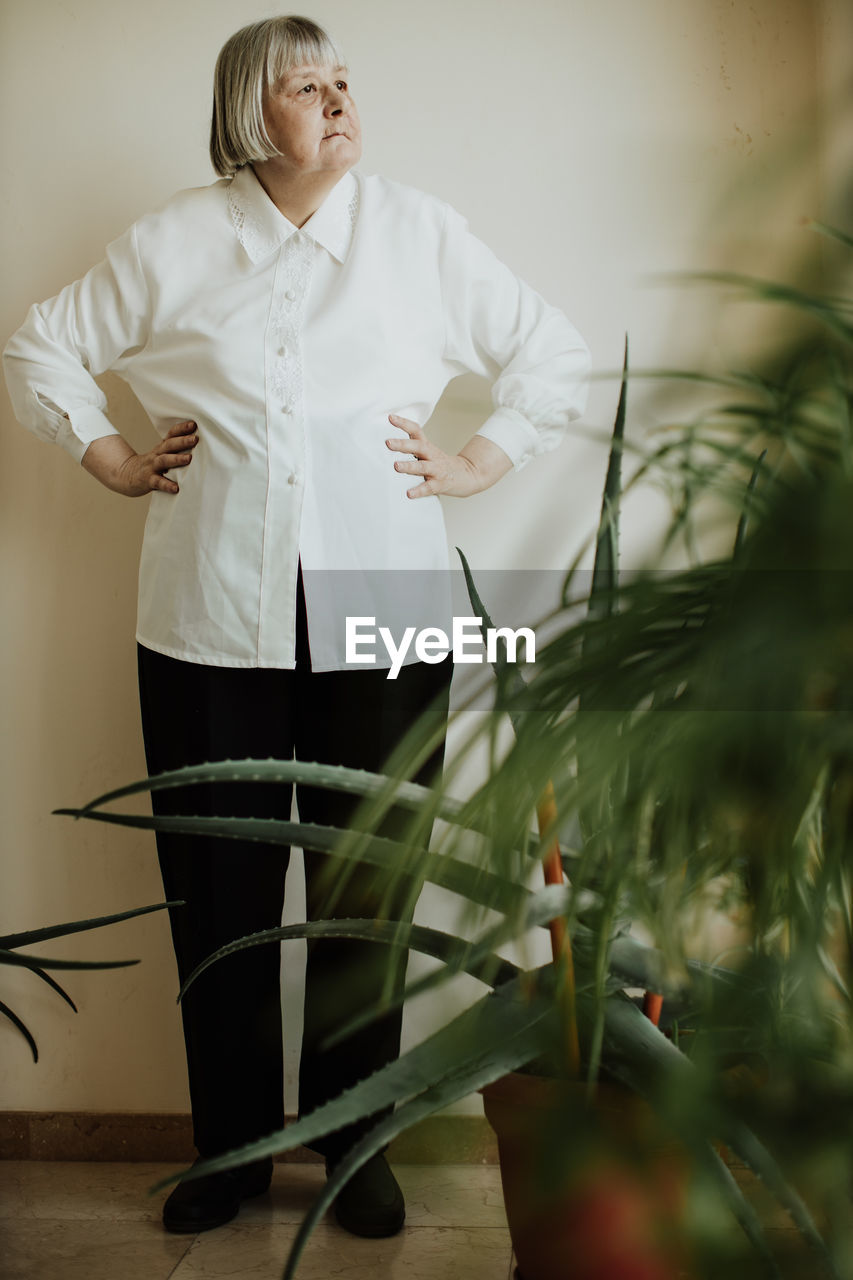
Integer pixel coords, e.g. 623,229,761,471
3,166,590,670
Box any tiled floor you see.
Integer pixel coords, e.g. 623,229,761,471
0,1162,514,1280
0,1159,829,1279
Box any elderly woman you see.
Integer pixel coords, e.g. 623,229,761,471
4,14,589,1241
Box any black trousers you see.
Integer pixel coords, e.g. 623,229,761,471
138,577,452,1162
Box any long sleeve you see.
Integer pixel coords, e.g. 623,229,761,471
3,223,150,464
438,204,591,470
3,168,593,669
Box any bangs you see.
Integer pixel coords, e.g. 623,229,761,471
265,20,343,89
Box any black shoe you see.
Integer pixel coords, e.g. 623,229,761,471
163,1156,273,1233
328,1153,405,1238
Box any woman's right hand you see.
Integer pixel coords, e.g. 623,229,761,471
82,421,199,496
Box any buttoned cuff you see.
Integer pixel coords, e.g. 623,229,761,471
476,407,542,472
57,406,120,464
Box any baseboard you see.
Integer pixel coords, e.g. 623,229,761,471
0,1111,498,1164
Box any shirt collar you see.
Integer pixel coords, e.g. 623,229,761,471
227,166,358,265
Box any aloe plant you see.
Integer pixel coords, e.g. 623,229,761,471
1,902,177,1061
59,224,853,1277
61,757,841,1278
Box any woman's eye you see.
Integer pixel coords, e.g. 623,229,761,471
300,84,316,94
336,81,347,91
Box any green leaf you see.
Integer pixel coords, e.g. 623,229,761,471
0,949,139,972
805,220,853,252
20,966,76,1012
71,760,468,828
721,1117,839,1276
732,450,767,560
663,271,853,344
177,917,521,1003
150,974,556,1193
0,902,178,950
55,810,528,916
589,334,628,619
457,546,526,687
607,932,735,998
700,1145,783,1277
456,547,532,747
282,1017,551,1280
323,884,575,1044
0,999,39,1062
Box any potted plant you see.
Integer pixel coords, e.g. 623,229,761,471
62,225,853,1279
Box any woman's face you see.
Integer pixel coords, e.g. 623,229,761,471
261,62,362,181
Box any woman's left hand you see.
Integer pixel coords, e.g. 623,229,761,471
386,414,512,499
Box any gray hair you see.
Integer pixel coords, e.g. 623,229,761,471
210,16,344,177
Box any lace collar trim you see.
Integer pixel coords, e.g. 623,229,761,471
227,166,359,265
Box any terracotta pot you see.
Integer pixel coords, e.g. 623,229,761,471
481,1072,692,1280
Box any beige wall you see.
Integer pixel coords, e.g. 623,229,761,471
0,0,827,1115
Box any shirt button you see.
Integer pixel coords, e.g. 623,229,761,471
281,404,292,415
287,472,298,486
284,289,296,302
278,345,288,358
